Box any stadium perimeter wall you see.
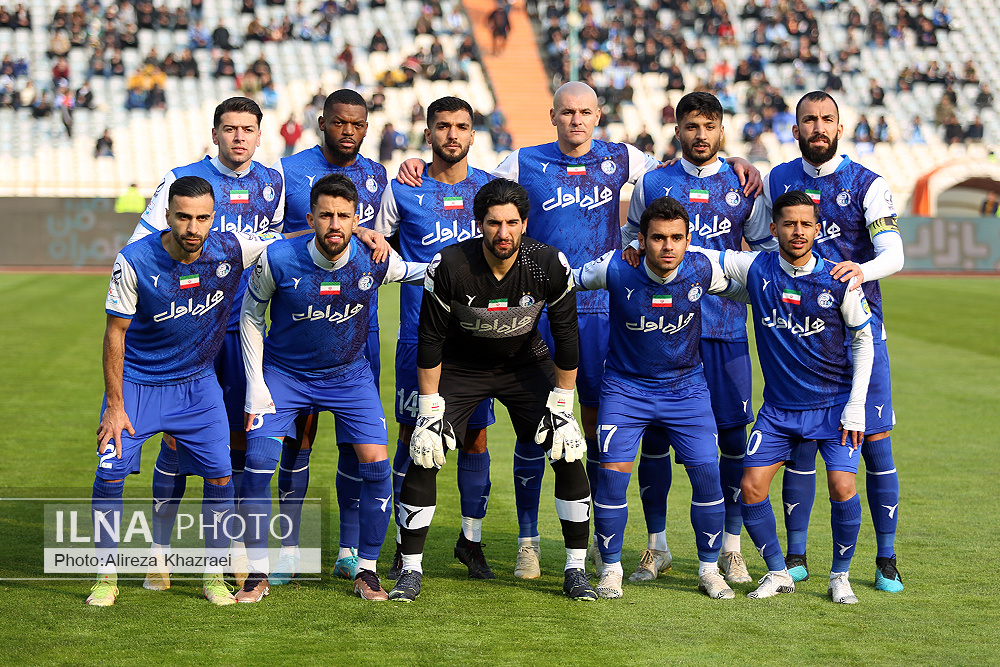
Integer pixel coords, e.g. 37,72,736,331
0,197,999,272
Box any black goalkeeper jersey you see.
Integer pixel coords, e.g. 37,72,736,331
417,236,579,371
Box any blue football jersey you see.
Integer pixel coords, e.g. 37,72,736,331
494,140,657,313
728,251,869,410
628,158,766,342
252,236,389,380
765,156,897,324
275,147,387,233
129,156,284,333
107,231,256,385
375,165,494,343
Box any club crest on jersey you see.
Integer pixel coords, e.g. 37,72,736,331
688,285,703,302
601,159,616,175
358,275,374,291
805,189,821,204
567,165,586,175
519,294,535,307
817,291,834,309
366,177,378,193
781,289,801,305
216,262,231,278
836,190,851,207
652,294,672,307
179,274,200,289
487,299,508,311
725,191,741,207
689,189,709,203
320,281,341,295
262,185,275,202
230,189,249,204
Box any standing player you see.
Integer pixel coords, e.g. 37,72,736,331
124,97,284,590
240,174,426,602
706,190,874,604
87,175,275,606
620,92,776,584
374,96,497,580
388,179,597,602
760,92,905,591
398,81,760,578
574,196,745,600
269,89,389,584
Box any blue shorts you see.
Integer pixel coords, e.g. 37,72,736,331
214,331,246,432
700,339,753,429
538,310,609,407
597,376,718,467
96,376,231,480
864,340,894,434
393,340,494,428
746,402,860,473
249,363,389,446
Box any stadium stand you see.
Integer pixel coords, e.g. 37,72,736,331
0,0,502,197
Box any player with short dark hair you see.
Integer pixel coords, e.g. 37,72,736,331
239,174,425,601
388,179,598,602
761,91,905,592
124,97,286,591
620,91,777,585
575,194,747,600
269,89,390,584
705,190,875,603
87,175,277,606
374,96,497,580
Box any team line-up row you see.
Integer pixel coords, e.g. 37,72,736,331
84,83,904,607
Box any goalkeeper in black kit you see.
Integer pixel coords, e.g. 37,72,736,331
388,179,597,602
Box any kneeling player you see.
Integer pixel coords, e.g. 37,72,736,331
575,196,742,600
707,191,874,603
240,174,426,602
389,179,597,602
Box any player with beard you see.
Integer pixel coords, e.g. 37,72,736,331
239,174,425,601
269,89,390,584
388,179,597,602
619,92,776,585
374,97,497,580
759,92,905,592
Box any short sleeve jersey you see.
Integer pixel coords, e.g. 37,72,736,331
765,156,898,323
630,159,764,341
418,237,578,370
494,140,656,314
275,147,387,233
603,251,716,392
106,231,253,385
374,165,494,343
249,235,389,380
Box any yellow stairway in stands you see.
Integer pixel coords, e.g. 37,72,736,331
462,0,555,148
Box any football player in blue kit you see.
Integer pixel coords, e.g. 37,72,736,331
397,81,763,579
706,190,875,604
574,196,747,600
86,175,277,607
239,174,425,602
759,92,905,592
124,98,286,590
374,96,497,580
620,92,776,585
270,89,390,584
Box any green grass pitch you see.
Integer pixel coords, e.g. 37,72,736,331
0,274,998,666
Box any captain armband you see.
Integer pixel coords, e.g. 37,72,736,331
868,217,899,239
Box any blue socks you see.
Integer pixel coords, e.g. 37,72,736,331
357,459,392,562
241,436,281,570
637,428,671,535
202,479,235,559
718,427,746,538
741,497,786,571
151,440,187,546
831,494,862,572
688,462,725,563
782,440,817,555
863,437,899,558
512,439,546,538
336,444,362,551
585,437,600,499
92,478,124,570
593,467,631,564
277,443,311,547
230,447,245,506
457,450,491,519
